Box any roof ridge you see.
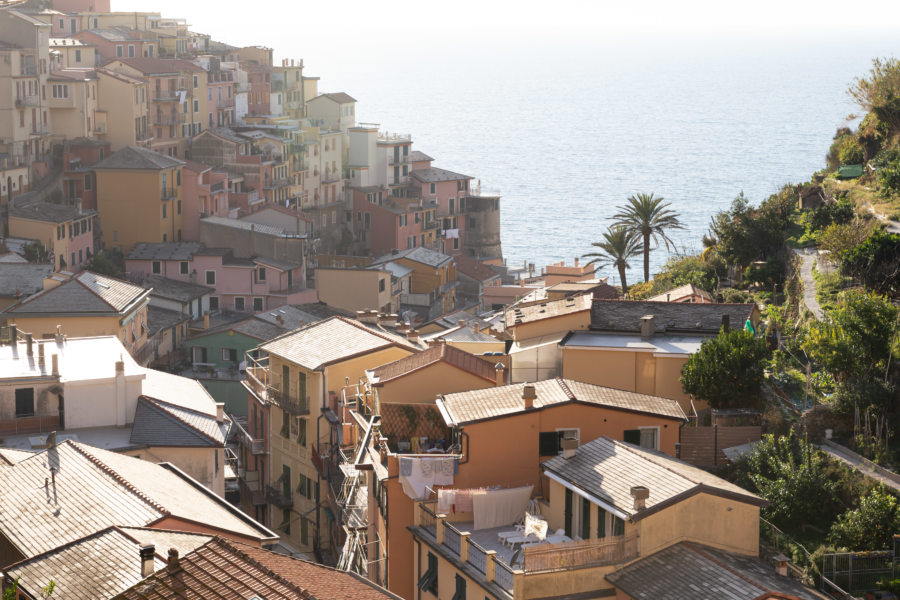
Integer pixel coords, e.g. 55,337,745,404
686,543,771,594
606,436,716,489
4,525,125,572
139,396,222,446
335,315,416,348
67,440,171,516
211,537,315,598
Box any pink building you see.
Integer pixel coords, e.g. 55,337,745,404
8,200,96,272
206,68,235,128
181,161,230,241
125,242,313,313
409,167,473,254
62,137,110,211
242,61,270,117
351,187,440,256
73,29,156,63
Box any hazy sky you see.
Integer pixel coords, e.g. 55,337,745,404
113,0,900,64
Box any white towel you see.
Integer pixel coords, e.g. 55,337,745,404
473,486,533,530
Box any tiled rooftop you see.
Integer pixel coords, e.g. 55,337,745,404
605,542,821,600
9,198,97,223
117,537,401,599
369,343,498,385
260,316,420,370
145,275,213,302
409,167,472,183
438,378,687,426
504,294,592,328
93,146,185,170
4,271,149,316
590,299,757,334
542,436,764,520
370,246,452,269
127,242,204,261
647,283,714,303
0,263,52,298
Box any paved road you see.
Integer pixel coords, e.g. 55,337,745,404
819,443,900,492
793,248,823,320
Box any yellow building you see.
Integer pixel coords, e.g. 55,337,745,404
94,145,185,253
315,266,398,314
8,199,96,272
369,247,458,319
47,68,101,143
96,67,151,150
240,315,422,556
410,435,772,599
49,38,96,69
3,271,151,359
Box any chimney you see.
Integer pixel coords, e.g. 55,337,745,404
406,329,419,344
215,402,225,423
38,343,45,369
640,315,655,339
26,333,33,356
574,257,579,267
46,431,57,448
52,354,59,376
522,383,536,410
55,325,63,342
276,314,284,326
773,553,790,576
721,314,730,330
630,486,649,511
140,544,156,578
115,358,126,427
9,324,17,346
167,548,181,571
494,362,506,386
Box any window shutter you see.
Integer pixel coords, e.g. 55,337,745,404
539,432,560,456
564,488,573,537
581,496,591,539
623,429,641,445
597,506,607,538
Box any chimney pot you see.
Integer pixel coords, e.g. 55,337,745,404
26,333,33,356
406,329,419,343
46,431,57,448
522,383,536,409
630,485,650,510
216,402,225,423
115,359,125,374
140,544,156,578
640,315,655,339
167,548,180,570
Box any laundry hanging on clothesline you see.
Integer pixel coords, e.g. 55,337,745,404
399,456,457,499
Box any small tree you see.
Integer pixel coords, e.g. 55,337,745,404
680,328,769,408
828,486,900,551
582,225,643,294
22,241,49,264
613,193,684,283
840,230,900,298
848,57,900,133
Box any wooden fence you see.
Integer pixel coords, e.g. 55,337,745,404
679,425,762,467
522,535,637,572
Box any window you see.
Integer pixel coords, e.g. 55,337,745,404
624,428,658,450
234,297,245,311
417,553,438,594
222,348,237,362
253,297,263,312
429,183,436,194
180,261,189,275
205,270,216,285
281,409,290,438
162,203,167,218
297,417,306,446
84,173,92,190
280,508,291,535
15,388,34,417
297,474,307,497
451,574,466,600
116,45,123,57
177,200,181,214
300,516,308,545
379,278,386,293
52,84,68,98
297,371,307,412
193,75,198,88
176,169,181,185
257,267,266,281
75,49,81,63
151,261,161,274
193,99,199,113
540,429,579,456
209,296,219,311
127,44,135,57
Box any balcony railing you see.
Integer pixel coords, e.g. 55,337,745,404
269,388,310,416
153,90,182,101
244,356,310,415
15,95,40,108
231,417,266,455
210,180,226,193
389,154,410,165
266,484,293,508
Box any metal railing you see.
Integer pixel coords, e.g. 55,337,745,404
494,560,515,591
265,484,293,508
443,522,461,554
467,540,488,574
418,502,437,537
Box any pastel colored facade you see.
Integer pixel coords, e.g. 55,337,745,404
274,57,307,119
352,187,440,256
365,379,686,600
8,201,96,272
61,138,110,210
3,272,150,359
243,61,271,117
94,145,185,253
181,162,230,241
0,11,54,171
369,248,458,320
238,317,420,556
49,38,96,69
72,28,157,63
46,68,101,142
126,244,308,314
541,258,595,286
306,92,356,132
103,58,207,158
95,67,151,151
315,267,397,314
52,0,111,14
205,66,235,128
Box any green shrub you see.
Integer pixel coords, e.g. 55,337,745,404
828,486,900,551
680,329,769,408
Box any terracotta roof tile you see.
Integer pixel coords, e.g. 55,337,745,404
370,343,498,385
438,378,686,426
454,254,500,283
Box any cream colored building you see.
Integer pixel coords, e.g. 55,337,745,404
96,67,151,150
47,68,101,143
315,266,396,314
50,38,96,69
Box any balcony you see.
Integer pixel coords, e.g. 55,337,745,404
15,95,39,108
415,501,638,596
389,154,410,165
153,90,182,101
264,177,291,190
210,180,226,193
422,219,439,231
154,114,183,126
244,355,310,415
265,484,293,509
231,417,266,455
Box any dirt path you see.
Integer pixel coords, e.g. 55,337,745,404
792,248,823,320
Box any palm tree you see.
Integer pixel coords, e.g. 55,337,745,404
614,193,684,283
582,225,643,294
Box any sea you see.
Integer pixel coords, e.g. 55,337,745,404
303,33,900,285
